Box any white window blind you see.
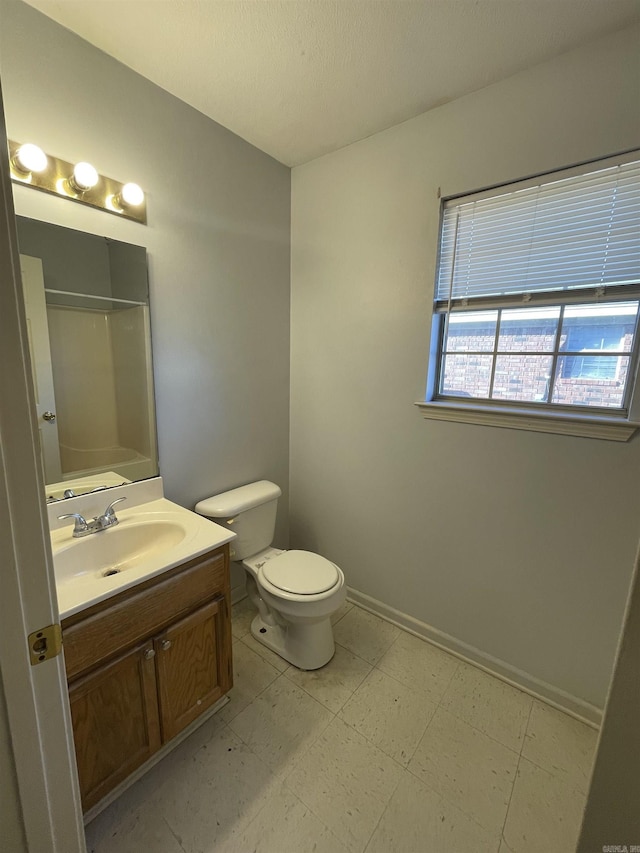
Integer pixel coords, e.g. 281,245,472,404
435,158,640,308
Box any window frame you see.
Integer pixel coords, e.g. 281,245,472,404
417,152,640,441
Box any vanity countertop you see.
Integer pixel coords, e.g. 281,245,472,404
51,496,235,620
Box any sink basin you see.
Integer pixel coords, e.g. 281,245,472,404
54,519,188,587
50,495,236,620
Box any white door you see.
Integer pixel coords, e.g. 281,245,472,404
0,92,86,852
20,253,63,483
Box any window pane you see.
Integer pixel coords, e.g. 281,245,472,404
552,356,629,408
497,306,560,352
560,302,638,354
440,354,492,398
443,311,497,352
492,355,553,402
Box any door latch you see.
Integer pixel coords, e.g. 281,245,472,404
28,624,62,665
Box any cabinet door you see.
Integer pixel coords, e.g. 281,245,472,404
68,641,161,811
155,597,232,741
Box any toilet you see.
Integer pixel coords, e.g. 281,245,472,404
195,480,346,670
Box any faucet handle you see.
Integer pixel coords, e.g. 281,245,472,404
103,496,127,518
57,513,88,535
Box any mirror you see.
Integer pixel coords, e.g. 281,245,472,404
16,217,159,500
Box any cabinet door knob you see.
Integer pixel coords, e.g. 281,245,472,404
160,639,172,651
144,648,156,660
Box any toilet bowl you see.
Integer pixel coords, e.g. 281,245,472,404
195,481,346,670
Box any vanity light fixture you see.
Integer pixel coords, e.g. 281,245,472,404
8,140,147,225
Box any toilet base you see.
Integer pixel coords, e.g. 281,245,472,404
250,613,335,670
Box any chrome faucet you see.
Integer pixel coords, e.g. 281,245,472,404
58,497,127,538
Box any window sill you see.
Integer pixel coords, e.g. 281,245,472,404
415,400,639,441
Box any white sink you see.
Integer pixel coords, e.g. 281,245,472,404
51,497,236,619
54,519,189,587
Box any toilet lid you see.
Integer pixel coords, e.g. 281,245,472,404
262,550,339,595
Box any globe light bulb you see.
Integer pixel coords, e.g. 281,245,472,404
14,143,48,174
72,161,99,191
121,182,144,206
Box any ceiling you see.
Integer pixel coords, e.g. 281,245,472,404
22,0,640,166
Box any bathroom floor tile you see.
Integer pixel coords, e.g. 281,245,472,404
227,674,333,775
153,723,277,853
231,596,257,640
408,707,519,836
219,639,281,723
85,799,183,853
286,716,403,853
366,770,501,853
284,642,372,713
521,700,598,793
331,599,354,625
441,661,533,752
240,630,289,672
339,668,437,766
502,757,588,853
333,606,400,665
377,631,459,704
85,604,596,853
232,780,349,853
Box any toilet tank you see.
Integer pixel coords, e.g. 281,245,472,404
195,480,282,561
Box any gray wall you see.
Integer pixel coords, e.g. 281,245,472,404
290,24,640,710
0,2,291,591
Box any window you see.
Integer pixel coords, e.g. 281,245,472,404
418,154,640,440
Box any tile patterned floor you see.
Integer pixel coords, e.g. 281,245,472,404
85,599,598,853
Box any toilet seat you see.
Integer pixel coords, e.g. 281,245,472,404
261,550,339,595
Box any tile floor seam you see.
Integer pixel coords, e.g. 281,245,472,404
402,758,506,841
513,753,590,797
334,709,425,775
161,813,188,853
275,775,353,853
498,750,523,852
284,657,372,714
429,702,524,758
518,700,535,758
498,704,532,852
434,658,463,707
370,654,458,704
337,665,439,768
283,717,406,853
229,660,284,720
361,768,405,853
261,680,338,786
236,634,289,673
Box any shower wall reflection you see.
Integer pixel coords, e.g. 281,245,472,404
17,217,158,495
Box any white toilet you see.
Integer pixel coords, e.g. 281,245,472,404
195,480,346,670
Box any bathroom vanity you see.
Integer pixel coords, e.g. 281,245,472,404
48,478,235,813
62,545,231,811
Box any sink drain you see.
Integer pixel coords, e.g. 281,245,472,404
102,568,120,577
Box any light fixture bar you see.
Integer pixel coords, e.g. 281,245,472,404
8,140,147,225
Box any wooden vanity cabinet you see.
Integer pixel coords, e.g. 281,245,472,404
62,545,232,812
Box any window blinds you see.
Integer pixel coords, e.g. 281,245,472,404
435,158,640,308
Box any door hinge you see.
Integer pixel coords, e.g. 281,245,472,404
28,624,62,665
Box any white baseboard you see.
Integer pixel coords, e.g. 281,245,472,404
347,586,602,728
